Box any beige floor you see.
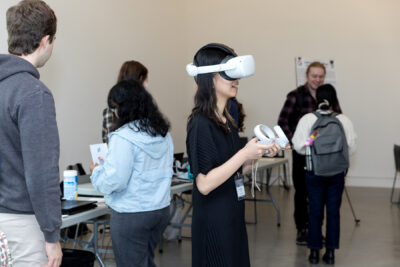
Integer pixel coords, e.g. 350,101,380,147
69,186,400,267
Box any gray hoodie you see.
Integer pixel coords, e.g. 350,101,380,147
0,54,61,243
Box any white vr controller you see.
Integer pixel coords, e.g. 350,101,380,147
254,124,290,154
186,55,255,79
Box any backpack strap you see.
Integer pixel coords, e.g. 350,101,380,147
313,111,322,118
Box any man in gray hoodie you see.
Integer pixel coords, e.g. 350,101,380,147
0,1,62,266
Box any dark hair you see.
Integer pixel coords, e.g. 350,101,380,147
117,60,148,83
7,0,57,56
107,80,170,137
229,97,246,132
306,61,326,76
187,43,237,132
316,84,342,113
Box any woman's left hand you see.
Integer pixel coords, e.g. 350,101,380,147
89,161,99,172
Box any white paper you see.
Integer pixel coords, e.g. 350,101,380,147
90,143,108,165
295,57,337,88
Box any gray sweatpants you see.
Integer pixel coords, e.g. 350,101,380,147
110,206,169,267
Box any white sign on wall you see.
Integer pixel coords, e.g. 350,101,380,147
295,57,337,88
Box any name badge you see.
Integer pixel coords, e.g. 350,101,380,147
235,173,245,201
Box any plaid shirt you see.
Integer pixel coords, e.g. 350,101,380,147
277,85,317,141
277,85,342,141
102,107,115,143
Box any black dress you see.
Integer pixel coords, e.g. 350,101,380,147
186,114,250,267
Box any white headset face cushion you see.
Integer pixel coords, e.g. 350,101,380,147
225,55,255,79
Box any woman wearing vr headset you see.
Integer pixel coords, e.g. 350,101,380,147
186,43,282,267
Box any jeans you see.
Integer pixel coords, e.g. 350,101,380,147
110,206,170,267
292,150,308,231
306,171,344,250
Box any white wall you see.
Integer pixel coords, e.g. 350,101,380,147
1,0,399,187
184,0,400,187
0,0,189,176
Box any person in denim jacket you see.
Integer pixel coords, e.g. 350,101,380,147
91,79,173,267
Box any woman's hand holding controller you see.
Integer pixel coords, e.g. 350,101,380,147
242,138,279,160
264,142,282,157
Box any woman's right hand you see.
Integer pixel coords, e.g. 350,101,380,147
242,137,280,160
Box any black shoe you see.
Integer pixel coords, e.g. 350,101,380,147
308,249,319,264
322,249,335,264
296,230,308,246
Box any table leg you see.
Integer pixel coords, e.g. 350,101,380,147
266,168,281,226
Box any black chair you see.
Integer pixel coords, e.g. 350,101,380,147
390,144,400,204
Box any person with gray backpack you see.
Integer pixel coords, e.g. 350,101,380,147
292,84,357,265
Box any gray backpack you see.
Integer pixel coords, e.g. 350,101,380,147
310,111,349,176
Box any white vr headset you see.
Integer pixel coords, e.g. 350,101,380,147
186,55,255,80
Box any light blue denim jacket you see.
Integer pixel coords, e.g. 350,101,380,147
91,122,173,213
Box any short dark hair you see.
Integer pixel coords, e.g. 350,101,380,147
107,80,170,137
117,60,148,83
7,0,57,56
316,84,341,113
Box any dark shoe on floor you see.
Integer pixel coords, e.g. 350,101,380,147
296,230,307,246
308,249,320,264
323,249,335,264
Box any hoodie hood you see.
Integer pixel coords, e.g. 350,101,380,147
0,54,39,82
110,122,172,159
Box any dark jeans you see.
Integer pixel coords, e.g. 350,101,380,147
306,171,344,250
110,206,170,267
292,150,308,231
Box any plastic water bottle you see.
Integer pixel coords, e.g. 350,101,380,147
188,165,194,180
63,170,78,200
305,146,313,171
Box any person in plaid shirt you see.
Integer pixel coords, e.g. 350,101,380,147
278,62,342,246
102,60,149,143
102,107,115,143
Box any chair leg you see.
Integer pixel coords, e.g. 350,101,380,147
391,172,399,204
344,187,360,224
159,234,164,253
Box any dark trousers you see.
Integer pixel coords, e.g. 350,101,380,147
306,171,344,250
292,150,308,231
110,206,170,267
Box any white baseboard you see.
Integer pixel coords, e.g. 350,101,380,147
345,176,396,188
269,173,397,188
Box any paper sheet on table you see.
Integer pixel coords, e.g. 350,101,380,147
90,143,108,165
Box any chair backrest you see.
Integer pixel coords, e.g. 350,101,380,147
394,145,400,172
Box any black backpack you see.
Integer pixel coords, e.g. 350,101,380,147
310,111,349,176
